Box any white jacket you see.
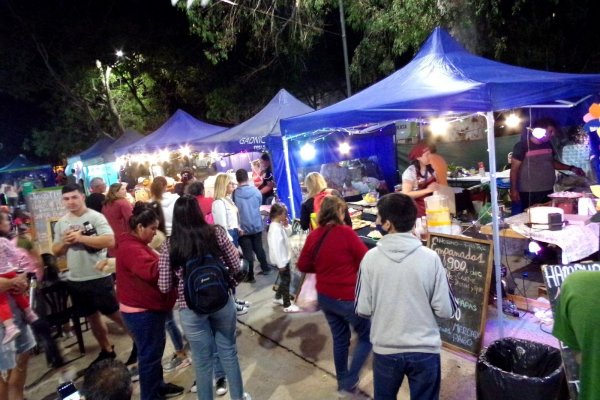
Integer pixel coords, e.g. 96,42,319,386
212,197,240,231
160,192,179,236
267,221,292,269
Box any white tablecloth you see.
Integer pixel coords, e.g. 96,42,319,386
506,213,599,263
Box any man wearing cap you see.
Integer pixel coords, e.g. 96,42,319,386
401,142,439,217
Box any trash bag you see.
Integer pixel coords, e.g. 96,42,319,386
476,337,568,400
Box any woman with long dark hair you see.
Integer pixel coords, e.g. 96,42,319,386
159,195,251,400
297,196,371,397
116,202,183,400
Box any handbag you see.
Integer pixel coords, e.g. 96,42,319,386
294,227,333,311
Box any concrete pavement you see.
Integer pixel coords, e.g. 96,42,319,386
25,270,563,399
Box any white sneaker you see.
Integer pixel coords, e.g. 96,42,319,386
243,393,252,400
215,377,228,396
235,298,251,307
236,304,248,315
272,298,284,306
190,381,197,393
283,304,301,313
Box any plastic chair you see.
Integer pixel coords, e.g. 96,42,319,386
39,281,85,355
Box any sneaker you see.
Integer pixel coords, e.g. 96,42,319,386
158,382,184,398
87,347,116,370
129,366,139,382
283,304,301,313
242,276,256,283
163,353,191,372
243,393,252,400
236,304,248,316
235,298,251,307
272,297,284,306
257,269,271,276
215,377,228,396
125,342,137,366
2,324,21,345
190,381,197,393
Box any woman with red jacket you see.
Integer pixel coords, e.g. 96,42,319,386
297,196,371,397
116,203,183,400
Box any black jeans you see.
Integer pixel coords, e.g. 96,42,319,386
239,232,269,279
519,190,553,210
275,265,292,307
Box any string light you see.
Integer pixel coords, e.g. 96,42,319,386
505,113,521,128
338,142,351,155
300,143,316,161
180,145,191,158
430,118,449,136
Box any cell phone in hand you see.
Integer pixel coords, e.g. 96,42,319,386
57,381,81,400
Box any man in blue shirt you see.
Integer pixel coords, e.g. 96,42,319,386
233,169,271,283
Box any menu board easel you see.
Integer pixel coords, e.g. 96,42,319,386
428,233,493,356
26,188,64,254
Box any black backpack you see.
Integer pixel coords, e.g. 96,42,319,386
183,254,231,314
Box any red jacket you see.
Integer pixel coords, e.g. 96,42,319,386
116,233,176,311
102,199,133,256
297,224,368,301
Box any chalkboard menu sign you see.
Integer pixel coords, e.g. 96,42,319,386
541,263,600,400
26,188,65,253
428,233,493,356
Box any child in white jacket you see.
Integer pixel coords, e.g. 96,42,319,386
267,204,300,313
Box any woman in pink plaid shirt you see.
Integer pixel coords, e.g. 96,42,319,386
158,195,251,400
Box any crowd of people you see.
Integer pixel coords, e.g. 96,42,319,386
0,154,464,400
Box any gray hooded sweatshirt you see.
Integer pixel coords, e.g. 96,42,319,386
355,232,456,355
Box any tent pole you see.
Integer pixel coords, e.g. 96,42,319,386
484,111,504,339
282,137,296,218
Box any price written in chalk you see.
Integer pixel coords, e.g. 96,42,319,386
428,233,493,356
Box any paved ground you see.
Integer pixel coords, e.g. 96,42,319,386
25,269,557,400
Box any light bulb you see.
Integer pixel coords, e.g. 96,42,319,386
300,143,316,161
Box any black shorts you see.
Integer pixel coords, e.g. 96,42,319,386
67,276,119,317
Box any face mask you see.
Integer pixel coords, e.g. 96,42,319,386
375,223,388,236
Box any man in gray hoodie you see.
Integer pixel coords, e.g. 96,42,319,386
355,193,457,400
233,169,271,283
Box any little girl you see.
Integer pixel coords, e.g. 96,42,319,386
268,204,300,313
0,236,38,344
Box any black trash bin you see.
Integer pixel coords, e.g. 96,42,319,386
476,337,568,400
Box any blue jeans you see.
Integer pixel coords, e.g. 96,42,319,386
165,311,184,352
180,297,244,400
318,293,372,391
373,352,441,400
122,311,168,400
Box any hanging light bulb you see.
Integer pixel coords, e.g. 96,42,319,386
338,142,351,155
300,143,316,161
528,240,542,255
180,145,191,158
158,149,170,162
531,128,547,139
505,113,521,128
219,159,227,167
430,118,448,136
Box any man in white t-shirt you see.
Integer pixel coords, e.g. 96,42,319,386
52,183,136,368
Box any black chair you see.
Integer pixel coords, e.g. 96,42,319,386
39,281,85,355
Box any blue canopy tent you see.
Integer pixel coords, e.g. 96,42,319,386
67,136,116,167
82,130,145,186
278,27,600,338
117,109,225,155
0,155,54,188
190,89,314,173
102,130,144,163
